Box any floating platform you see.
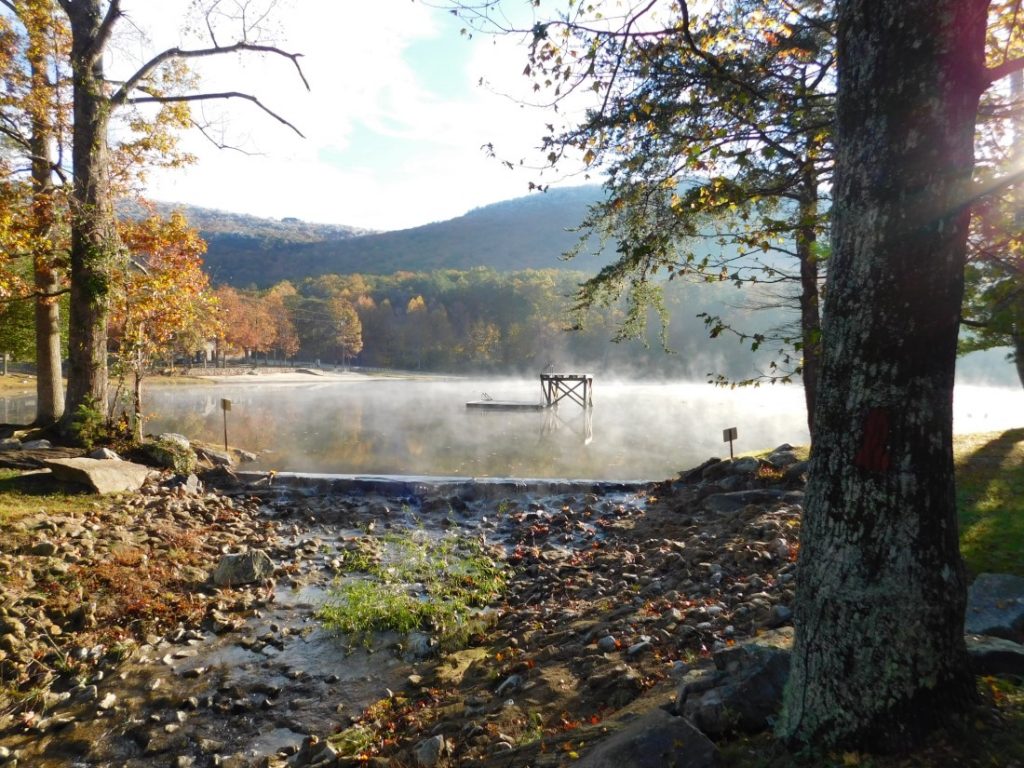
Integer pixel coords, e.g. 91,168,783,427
466,400,549,411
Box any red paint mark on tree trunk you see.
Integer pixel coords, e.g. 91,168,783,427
855,407,891,472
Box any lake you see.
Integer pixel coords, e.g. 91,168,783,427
4,375,1021,481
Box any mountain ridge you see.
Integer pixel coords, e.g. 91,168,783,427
147,185,610,287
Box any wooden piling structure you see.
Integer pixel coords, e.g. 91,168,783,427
540,373,593,409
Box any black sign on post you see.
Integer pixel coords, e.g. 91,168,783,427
221,398,233,453
723,426,738,459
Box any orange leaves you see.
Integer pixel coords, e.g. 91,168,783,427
111,212,218,370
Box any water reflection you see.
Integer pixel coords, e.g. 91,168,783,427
1,378,1022,480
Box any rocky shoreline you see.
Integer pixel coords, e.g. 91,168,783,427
0,439,1020,767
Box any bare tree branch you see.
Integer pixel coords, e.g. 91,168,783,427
111,42,309,105
189,117,259,154
128,91,305,137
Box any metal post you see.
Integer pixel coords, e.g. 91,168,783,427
723,427,738,459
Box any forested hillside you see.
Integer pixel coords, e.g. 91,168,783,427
173,186,611,287
211,268,789,381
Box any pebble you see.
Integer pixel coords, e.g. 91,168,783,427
597,635,618,653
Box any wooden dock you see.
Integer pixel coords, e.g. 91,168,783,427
466,399,548,411
541,373,593,409
466,373,594,411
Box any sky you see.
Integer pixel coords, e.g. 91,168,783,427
114,0,591,232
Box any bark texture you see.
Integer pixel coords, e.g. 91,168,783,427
27,3,65,425
778,0,988,750
62,0,117,423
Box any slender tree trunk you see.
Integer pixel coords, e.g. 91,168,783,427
1012,319,1024,389
27,1,65,425
779,0,987,751
63,0,116,426
796,167,821,438
132,367,143,444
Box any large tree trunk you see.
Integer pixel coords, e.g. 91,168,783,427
62,0,116,425
27,2,65,425
778,0,987,751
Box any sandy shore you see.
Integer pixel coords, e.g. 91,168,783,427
196,369,403,384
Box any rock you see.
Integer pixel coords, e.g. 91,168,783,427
765,450,799,468
143,435,198,474
626,640,652,657
965,573,1024,641
782,461,809,484
966,634,1024,676
731,457,760,474
701,489,803,514
156,432,191,449
587,663,645,709
86,447,121,460
97,692,117,710
211,550,275,587
21,439,52,450
597,635,618,653
404,631,437,660
163,473,203,496
28,540,58,557
43,458,153,494
195,445,232,467
413,735,448,767
288,735,337,767
679,458,721,484
575,708,717,768
764,604,793,629
495,674,523,696
0,438,20,450
678,629,793,736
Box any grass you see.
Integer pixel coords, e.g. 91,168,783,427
317,531,507,647
724,430,1024,767
0,469,95,525
954,428,1024,578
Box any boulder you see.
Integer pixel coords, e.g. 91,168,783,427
966,634,1024,676
679,458,722,485
413,735,448,768
575,708,717,768
156,432,191,449
21,439,52,450
678,628,793,737
782,461,810,484
965,573,1024,641
730,457,761,474
143,435,197,474
162,473,203,496
765,450,799,469
194,445,232,467
43,457,153,494
211,550,275,587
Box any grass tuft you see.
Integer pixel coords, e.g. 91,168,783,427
317,532,507,647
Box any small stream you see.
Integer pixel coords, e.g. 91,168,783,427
1,476,649,767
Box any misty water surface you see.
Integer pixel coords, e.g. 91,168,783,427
5,377,1021,480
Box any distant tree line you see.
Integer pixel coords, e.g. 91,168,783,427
210,267,785,378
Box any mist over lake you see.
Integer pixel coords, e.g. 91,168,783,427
6,376,1019,481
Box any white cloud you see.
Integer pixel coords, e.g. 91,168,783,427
114,0,588,230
